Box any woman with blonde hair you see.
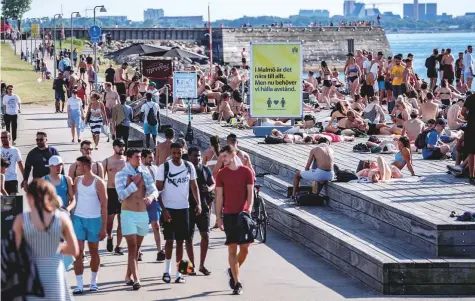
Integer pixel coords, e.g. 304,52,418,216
389,96,410,135
345,55,361,98
13,179,79,300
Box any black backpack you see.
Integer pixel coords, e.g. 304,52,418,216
163,160,192,183
295,192,328,206
264,135,284,144
146,103,158,126
425,56,431,69
414,129,434,149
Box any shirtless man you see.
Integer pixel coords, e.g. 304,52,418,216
213,133,255,178
447,99,466,130
344,110,369,132
103,82,120,141
228,68,241,90
115,148,159,290
292,138,335,198
401,109,425,142
114,63,129,96
420,92,440,122
102,139,127,255
156,128,175,166
69,140,104,181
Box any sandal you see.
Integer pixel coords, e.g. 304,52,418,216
162,272,171,283
199,267,211,276
175,276,186,284
72,287,83,295
132,282,141,290
125,280,134,286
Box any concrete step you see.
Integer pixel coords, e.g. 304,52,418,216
263,174,313,198
259,185,475,295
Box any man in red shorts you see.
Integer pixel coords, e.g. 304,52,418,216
215,145,254,295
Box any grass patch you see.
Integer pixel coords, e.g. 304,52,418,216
1,44,53,104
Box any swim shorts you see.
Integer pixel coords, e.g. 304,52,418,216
121,210,149,236
72,215,102,242
300,168,335,182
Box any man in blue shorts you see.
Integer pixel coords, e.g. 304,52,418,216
140,92,160,148
140,148,166,261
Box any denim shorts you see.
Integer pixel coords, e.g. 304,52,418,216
147,200,162,223
301,168,335,182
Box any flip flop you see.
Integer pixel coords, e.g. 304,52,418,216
132,282,141,290
125,280,134,286
199,267,211,276
162,272,171,283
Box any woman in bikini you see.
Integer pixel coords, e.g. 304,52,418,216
357,156,403,183
389,97,410,135
320,61,333,108
345,56,361,98
392,136,416,176
351,94,365,116
434,79,453,106
324,101,348,134
85,93,108,149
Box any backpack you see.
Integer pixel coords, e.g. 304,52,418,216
295,192,328,206
425,57,431,69
414,129,434,149
353,143,370,153
163,160,193,183
146,103,158,126
334,164,358,182
264,135,284,144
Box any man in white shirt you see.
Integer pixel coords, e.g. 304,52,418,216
463,45,474,89
147,82,160,103
2,85,21,143
140,93,160,148
139,148,166,262
157,143,201,284
1,131,24,195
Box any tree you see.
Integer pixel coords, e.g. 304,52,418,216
2,0,32,31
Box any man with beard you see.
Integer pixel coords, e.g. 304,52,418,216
68,140,104,181
22,132,60,190
102,139,127,255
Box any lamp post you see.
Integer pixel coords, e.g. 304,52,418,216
53,13,62,79
70,12,81,58
93,5,107,90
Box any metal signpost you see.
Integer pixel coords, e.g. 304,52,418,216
88,25,101,89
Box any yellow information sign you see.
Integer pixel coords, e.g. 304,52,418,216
31,24,40,38
250,42,302,118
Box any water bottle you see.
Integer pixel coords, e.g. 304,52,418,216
333,119,338,127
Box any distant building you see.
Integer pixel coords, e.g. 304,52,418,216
298,10,330,18
437,13,453,21
425,3,437,20
158,16,203,26
344,1,356,17
403,3,414,19
144,8,165,20
382,12,401,20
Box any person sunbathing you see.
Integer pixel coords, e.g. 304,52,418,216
357,156,402,183
392,136,416,176
324,101,348,134
343,110,369,132
271,129,304,144
389,97,410,135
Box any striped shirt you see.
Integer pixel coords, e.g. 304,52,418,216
115,163,159,201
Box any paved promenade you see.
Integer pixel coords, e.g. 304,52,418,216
10,106,473,301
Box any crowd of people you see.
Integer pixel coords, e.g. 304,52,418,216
1,126,258,298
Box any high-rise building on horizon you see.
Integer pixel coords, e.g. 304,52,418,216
343,0,356,17
414,0,419,20
402,1,437,20
144,8,164,21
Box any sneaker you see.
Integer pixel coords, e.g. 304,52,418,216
227,268,235,290
107,238,113,252
82,253,89,264
114,247,124,255
137,252,143,261
447,165,464,175
233,282,243,295
156,250,166,262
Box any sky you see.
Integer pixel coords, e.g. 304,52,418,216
24,0,474,21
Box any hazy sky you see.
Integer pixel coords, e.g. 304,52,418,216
24,0,474,21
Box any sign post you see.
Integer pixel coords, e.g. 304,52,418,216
141,60,173,80
249,42,303,119
173,71,198,143
88,25,101,90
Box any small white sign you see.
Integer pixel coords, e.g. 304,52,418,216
173,72,197,101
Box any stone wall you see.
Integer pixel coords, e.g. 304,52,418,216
220,26,391,70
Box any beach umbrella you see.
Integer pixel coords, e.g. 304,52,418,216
149,46,208,60
104,43,170,58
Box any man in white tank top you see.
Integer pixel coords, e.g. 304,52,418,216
71,156,108,295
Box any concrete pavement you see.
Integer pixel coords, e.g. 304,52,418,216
9,106,471,301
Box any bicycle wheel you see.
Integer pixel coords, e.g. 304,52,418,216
257,198,268,243
252,200,261,240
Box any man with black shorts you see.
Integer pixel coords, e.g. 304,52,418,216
216,145,254,295
114,63,128,96
102,139,126,254
53,72,68,113
1,131,24,195
426,49,439,91
157,143,201,284
185,147,215,276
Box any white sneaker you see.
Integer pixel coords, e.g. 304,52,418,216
447,165,463,174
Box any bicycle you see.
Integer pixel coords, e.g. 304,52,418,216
251,173,270,243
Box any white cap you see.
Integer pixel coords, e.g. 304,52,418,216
48,155,63,166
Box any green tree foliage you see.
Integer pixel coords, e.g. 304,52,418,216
2,0,32,30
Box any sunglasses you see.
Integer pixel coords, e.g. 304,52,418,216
36,138,45,142
82,148,93,151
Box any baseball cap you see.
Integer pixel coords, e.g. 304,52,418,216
377,51,383,56
71,89,78,94
436,118,446,126
48,155,63,166
113,138,125,147
411,108,419,115
149,82,156,87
